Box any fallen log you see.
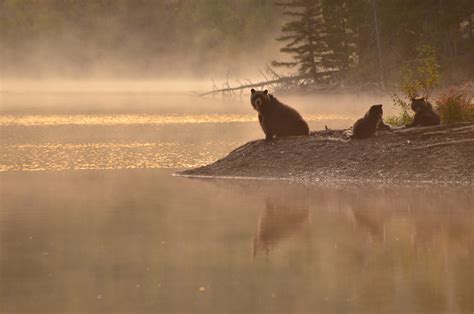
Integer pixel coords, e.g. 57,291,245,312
420,130,451,137
410,139,474,150
199,76,302,96
452,125,474,132
394,123,472,135
199,70,339,96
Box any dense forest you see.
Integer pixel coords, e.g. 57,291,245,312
0,0,473,87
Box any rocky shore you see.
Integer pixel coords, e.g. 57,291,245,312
179,123,474,184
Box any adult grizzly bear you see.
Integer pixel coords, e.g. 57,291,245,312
250,89,309,141
406,97,440,127
352,104,390,139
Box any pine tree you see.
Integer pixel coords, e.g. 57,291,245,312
321,0,363,80
272,0,330,84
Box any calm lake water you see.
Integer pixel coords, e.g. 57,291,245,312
1,90,473,313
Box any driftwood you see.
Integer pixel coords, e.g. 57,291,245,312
421,129,474,138
394,123,472,135
411,139,474,150
452,125,474,132
420,130,453,137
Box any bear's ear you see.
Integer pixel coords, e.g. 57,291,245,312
251,88,255,94
263,89,268,95
375,104,383,108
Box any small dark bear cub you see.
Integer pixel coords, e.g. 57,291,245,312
352,104,390,139
406,97,440,127
250,89,309,141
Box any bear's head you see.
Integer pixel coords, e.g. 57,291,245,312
367,104,383,120
250,89,270,112
411,97,429,112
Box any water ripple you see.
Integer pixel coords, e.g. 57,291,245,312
0,141,238,171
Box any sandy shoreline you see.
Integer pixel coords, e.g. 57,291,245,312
180,124,474,184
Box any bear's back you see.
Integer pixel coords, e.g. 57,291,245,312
416,102,440,126
352,116,377,139
265,97,309,136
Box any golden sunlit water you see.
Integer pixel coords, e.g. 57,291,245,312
0,111,352,171
0,141,238,171
0,113,353,126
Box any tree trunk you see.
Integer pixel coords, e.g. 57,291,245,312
305,13,319,83
371,0,385,89
470,13,474,42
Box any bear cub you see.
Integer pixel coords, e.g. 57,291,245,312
352,104,390,139
250,89,309,141
406,97,440,127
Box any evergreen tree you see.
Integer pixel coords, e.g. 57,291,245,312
272,0,330,84
321,0,363,80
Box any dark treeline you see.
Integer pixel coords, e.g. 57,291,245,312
273,0,474,87
0,0,473,86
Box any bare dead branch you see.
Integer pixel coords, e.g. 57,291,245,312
199,70,339,97
199,76,303,96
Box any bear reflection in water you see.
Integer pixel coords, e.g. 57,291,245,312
252,199,310,257
349,200,473,260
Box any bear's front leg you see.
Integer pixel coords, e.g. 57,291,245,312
264,133,274,141
260,116,274,141
377,120,391,131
